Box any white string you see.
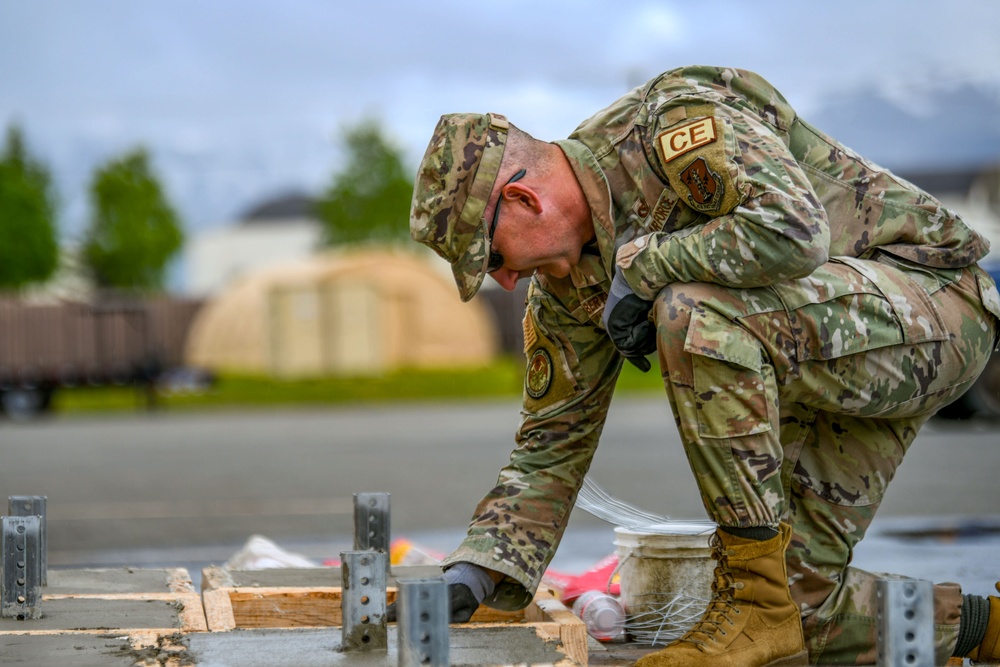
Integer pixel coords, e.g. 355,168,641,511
624,591,712,645
575,476,672,528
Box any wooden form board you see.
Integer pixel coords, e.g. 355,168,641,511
201,565,588,666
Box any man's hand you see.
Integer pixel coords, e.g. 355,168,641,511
386,562,495,623
603,270,657,372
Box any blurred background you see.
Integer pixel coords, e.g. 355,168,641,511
0,0,998,590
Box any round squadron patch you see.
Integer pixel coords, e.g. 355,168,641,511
525,348,553,399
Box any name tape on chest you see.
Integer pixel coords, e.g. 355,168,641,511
658,117,716,163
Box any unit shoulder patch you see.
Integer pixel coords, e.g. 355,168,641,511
657,117,716,163
679,156,724,212
658,114,740,217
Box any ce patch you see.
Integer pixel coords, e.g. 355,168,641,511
656,113,740,216
658,117,716,162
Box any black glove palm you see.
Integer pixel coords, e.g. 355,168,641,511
603,271,657,372
385,582,480,623
445,582,481,623
385,562,493,624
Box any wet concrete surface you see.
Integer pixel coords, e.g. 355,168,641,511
0,598,184,631
185,626,569,667
2,626,573,667
44,567,189,594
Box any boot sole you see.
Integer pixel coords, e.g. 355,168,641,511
765,650,809,667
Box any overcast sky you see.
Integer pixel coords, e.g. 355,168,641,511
2,0,999,249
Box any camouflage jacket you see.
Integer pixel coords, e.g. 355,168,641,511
442,65,991,610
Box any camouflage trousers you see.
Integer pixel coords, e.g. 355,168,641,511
651,256,999,665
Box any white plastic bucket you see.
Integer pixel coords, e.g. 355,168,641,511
613,521,716,641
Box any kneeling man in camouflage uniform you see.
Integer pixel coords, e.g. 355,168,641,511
409,66,1000,666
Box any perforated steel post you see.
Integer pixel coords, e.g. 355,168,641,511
1,515,42,619
340,550,388,651
397,578,449,667
877,579,934,667
353,492,390,554
8,496,46,586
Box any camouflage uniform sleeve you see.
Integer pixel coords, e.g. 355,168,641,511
442,280,621,610
617,101,831,300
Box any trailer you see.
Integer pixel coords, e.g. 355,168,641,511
0,296,203,420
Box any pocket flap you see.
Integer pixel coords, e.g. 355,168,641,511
684,309,762,372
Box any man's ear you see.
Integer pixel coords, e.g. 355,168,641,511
503,182,543,214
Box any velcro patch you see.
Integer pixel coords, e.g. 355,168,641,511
658,117,716,163
679,157,724,212
521,310,582,416
659,112,740,216
522,310,538,351
525,348,553,399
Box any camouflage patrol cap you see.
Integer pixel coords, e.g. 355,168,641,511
410,112,510,302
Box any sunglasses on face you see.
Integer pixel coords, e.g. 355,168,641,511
487,169,526,273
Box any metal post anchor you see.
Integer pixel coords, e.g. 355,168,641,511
340,550,388,651
397,578,449,667
353,492,390,554
877,578,935,667
8,496,47,586
2,515,42,620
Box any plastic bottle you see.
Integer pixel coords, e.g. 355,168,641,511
571,590,626,641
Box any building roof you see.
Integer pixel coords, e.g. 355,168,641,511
240,192,319,224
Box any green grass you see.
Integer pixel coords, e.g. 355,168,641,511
53,356,664,415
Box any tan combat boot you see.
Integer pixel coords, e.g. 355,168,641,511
967,583,1000,663
635,523,807,667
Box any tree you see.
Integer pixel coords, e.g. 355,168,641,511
0,126,59,290
82,148,184,291
317,119,413,246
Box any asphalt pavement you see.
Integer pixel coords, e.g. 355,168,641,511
0,397,997,592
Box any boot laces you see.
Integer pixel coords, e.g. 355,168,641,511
679,535,744,648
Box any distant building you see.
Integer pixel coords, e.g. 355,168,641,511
185,192,323,296
185,249,497,377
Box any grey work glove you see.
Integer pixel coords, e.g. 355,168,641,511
385,561,495,623
602,270,656,372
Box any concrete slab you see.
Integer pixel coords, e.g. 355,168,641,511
0,633,162,667
206,565,442,590
0,598,186,632
44,567,194,595
0,627,577,666
184,626,574,666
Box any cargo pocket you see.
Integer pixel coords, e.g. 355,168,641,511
684,309,773,439
770,258,947,362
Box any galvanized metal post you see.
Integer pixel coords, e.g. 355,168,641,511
340,550,388,652
397,578,449,667
1,515,42,619
8,496,46,586
877,578,935,667
353,492,390,554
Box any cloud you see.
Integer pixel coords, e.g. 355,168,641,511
2,0,999,263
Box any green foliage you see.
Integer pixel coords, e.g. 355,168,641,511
53,356,664,415
0,126,59,290
317,119,413,245
82,148,184,291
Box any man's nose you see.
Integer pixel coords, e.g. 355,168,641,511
489,267,520,292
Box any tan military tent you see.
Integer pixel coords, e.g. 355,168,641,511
185,249,498,377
